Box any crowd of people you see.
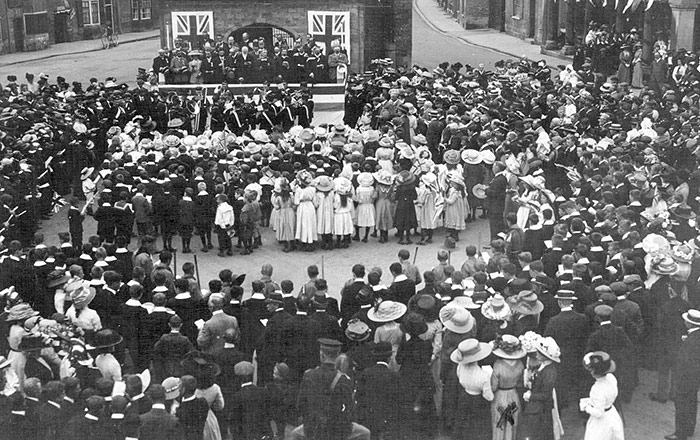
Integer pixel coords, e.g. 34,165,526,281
150,32,349,85
1,32,700,439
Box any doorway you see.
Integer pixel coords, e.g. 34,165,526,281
55,11,69,43
13,17,23,51
230,23,296,52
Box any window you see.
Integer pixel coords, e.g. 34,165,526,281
82,0,100,25
24,12,50,35
512,0,522,19
132,0,152,21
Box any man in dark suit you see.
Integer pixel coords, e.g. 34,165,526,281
36,381,67,439
213,328,249,436
541,234,565,279
284,299,322,382
139,384,183,440
667,309,700,440
153,315,195,382
388,262,416,305
355,342,401,438
63,396,108,440
485,161,508,240
292,338,370,440
310,279,340,318
240,281,268,356
256,292,293,385
340,264,372,327
177,375,210,440
104,395,141,440
545,290,590,407
229,361,273,440
141,292,175,368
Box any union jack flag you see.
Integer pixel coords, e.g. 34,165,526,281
171,11,214,49
308,11,350,58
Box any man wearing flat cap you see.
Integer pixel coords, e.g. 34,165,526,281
292,338,370,440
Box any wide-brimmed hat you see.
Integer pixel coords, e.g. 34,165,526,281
71,285,96,308
180,351,222,377
299,128,317,144
683,309,700,327
413,134,428,145
345,318,372,342
535,336,561,363
481,293,511,320
80,166,94,181
651,256,678,275
86,329,123,350
673,244,694,263
451,295,481,310
358,172,375,187
492,334,526,359
378,136,394,148
18,335,49,352
421,172,438,187
162,377,182,400
333,124,349,136
399,144,415,160
167,118,184,128
439,303,475,334
443,149,460,165
296,170,313,186
461,149,482,165
368,300,407,323
335,177,353,195
583,351,616,375
512,290,544,315
450,338,492,364
480,149,496,165
447,172,465,188
314,175,334,192
472,184,487,199
671,204,697,220
395,170,416,186
47,270,71,288
7,304,40,322
372,169,393,186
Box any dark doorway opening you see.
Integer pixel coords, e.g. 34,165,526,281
229,23,296,52
55,11,70,43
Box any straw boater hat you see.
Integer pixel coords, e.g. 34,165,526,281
472,184,488,199
86,329,123,350
373,169,393,186
583,351,616,375
535,336,561,363
492,334,527,359
481,293,511,320
443,149,460,165
461,149,482,165
367,300,407,323
553,289,577,301
512,290,544,315
683,309,700,327
439,303,475,334
450,338,493,364
357,172,375,187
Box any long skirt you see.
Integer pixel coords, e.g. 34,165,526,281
275,207,296,242
453,389,492,440
491,389,522,440
295,201,317,243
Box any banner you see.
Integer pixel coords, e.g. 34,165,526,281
307,11,350,59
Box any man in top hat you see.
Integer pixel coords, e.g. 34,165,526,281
355,341,401,438
545,289,590,407
292,338,370,440
666,309,700,440
586,305,635,404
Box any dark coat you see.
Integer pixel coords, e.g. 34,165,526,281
545,309,589,370
486,173,507,215
177,396,210,440
213,346,249,397
340,280,372,327
63,415,107,440
388,278,416,305
355,362,401,435
297,362,354,440
139,406,183,440
586,322,635,397
229,384,272,440
153,331,195,382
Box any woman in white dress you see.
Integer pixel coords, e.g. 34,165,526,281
580,351,624,440
294,170,318,251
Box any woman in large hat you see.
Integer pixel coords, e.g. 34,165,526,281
519,335,562,440
580,351,624,440
66,285,101,333
490,334,526,440
5,304,40,386
86,329,123,382
394,170,418,245
396,313,436,437
438,303,477,431
450,338,494,440
444,171,468,242
368,300,407,371
510,291,543,337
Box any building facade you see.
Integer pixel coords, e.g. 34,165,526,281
0,0,159,54
158,0,412,74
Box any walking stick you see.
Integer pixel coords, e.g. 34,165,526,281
321,255,325,279
194,254,202,290
173,249,177,278
413,246,419,265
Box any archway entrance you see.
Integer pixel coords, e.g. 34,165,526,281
229,23,296,51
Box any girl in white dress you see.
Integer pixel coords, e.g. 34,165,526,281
333,178,354,248
355,172,376,242
580,351,625,440
294,171,318,251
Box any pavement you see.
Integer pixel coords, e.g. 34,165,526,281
0,29,159,68
414,0,569,66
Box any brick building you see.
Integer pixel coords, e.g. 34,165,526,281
0,0,159,54
159,0,412,73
